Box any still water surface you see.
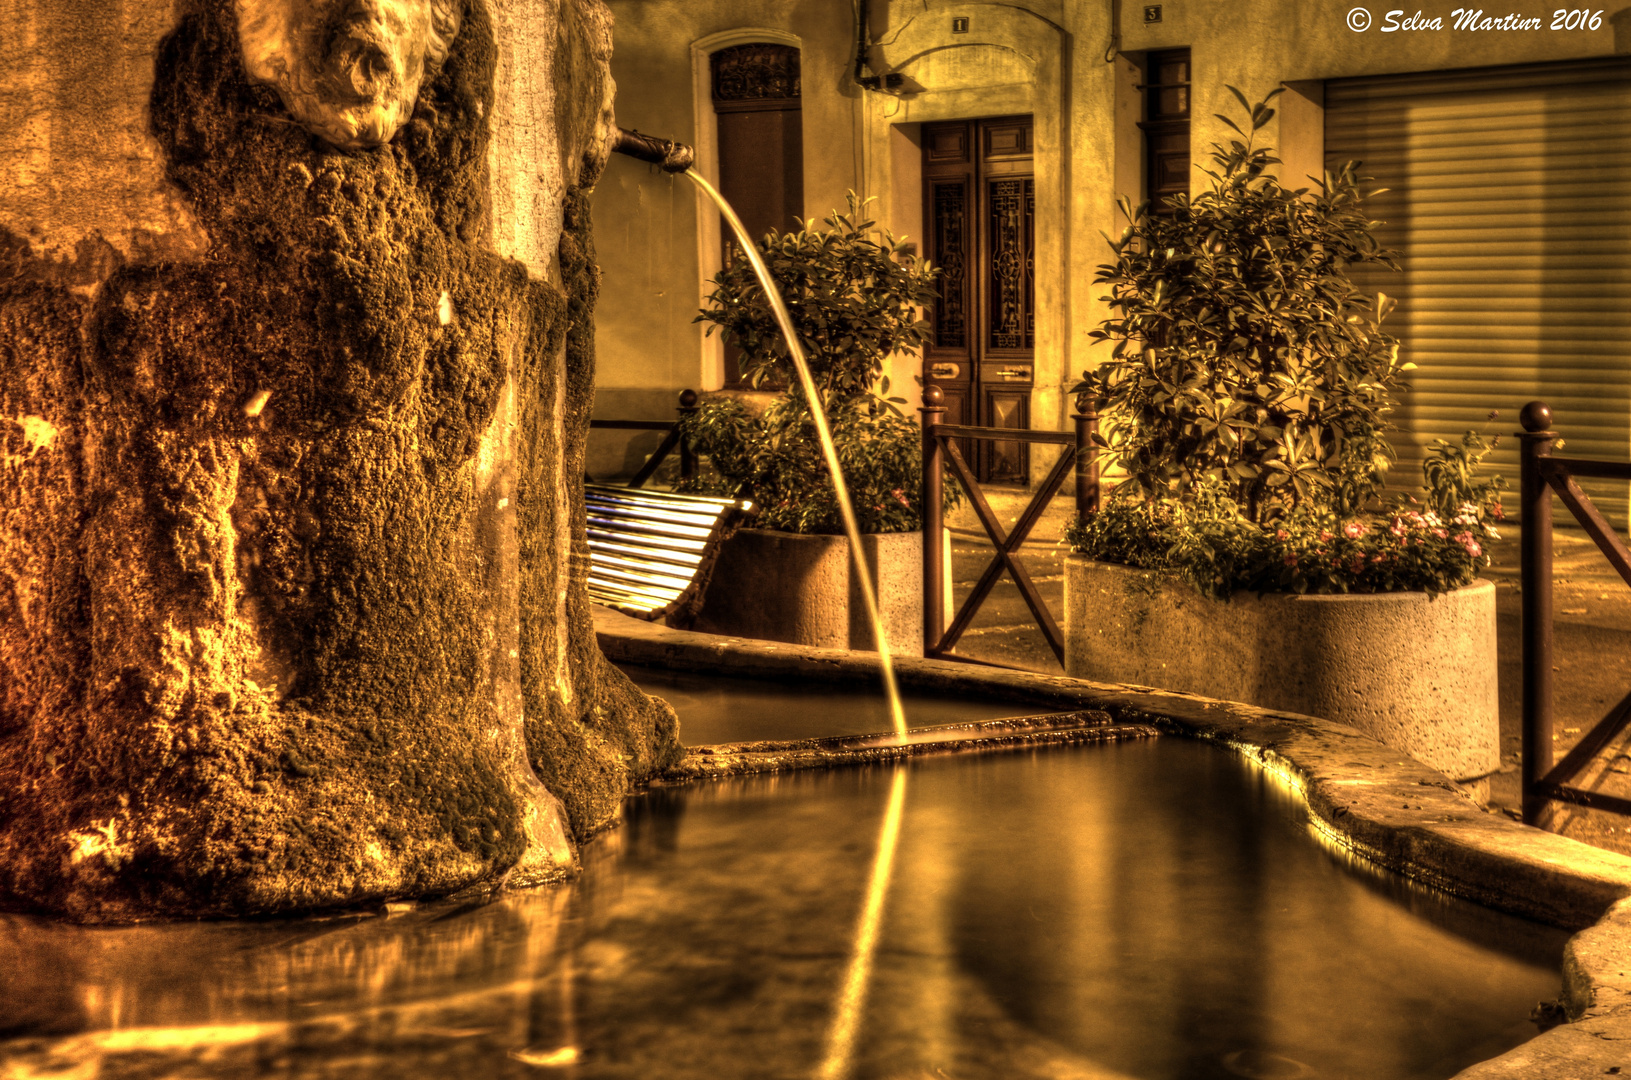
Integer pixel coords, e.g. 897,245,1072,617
617,662,1031,744
0,699,1565,1079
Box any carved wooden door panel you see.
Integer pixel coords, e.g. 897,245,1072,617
712,44,802,388
922,115,1034,484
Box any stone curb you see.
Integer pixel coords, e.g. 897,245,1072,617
594,607,1631,1079
652,712,1158,783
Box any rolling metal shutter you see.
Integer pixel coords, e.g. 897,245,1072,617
1324,57,1631,522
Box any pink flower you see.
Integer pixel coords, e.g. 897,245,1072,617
1319,529,1334,542
892,487,910,508
1349,556,1365,575
1275,529,1290,542
1455,531,1482,558
1492,502,1506,521
1389,518,1409,538
1284,553,1299,566
1432,527,1448,539
1343,521,1366,539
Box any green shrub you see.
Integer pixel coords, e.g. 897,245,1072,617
1065,89,1508,596
1421,420,1508,524
678,194,950,534
1074,87,1406,523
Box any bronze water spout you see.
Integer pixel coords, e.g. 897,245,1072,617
610,127,694,173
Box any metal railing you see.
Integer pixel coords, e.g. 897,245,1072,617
920,385,1099,666
587,389,698,488
1519,400,1631,825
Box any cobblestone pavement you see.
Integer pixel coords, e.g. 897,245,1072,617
941,486,1631,858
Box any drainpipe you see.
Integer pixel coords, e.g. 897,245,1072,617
855,0,871,84
854,0,901,91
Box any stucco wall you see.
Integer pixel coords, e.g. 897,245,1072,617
595,0,1627,478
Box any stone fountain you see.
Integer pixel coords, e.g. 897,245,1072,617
0,0,680,921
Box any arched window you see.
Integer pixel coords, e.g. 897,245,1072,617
710,43,804,387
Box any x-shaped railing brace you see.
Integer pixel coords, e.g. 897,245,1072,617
1528,455,1631,816
930,435,1079,664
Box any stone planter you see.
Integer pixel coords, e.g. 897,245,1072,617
1063,556,1498,787
694,528,923,655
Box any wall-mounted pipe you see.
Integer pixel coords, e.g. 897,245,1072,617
610,127,695,173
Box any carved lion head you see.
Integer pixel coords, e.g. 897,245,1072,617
236,0,461,150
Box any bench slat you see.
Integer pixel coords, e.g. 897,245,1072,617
584,483,755,626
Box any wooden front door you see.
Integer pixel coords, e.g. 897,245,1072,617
922,115,1035,484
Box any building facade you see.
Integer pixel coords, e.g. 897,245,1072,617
592,0,1631,510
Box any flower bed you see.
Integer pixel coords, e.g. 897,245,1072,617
1064,481,1504,601
1056,89,1509,788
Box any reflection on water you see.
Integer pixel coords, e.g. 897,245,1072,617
0,740,1566,1080
617,663,1029,745
818,768,909,1080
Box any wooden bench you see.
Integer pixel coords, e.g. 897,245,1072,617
584,483,755,626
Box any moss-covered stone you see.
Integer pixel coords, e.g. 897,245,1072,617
0,0,679,921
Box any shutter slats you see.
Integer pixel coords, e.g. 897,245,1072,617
1327,59,1631,523
1325,56,1631,100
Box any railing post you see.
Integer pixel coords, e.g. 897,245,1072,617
921,385,947,655
1073,397,1099,517
1520,400,1558,828
677,388,699,481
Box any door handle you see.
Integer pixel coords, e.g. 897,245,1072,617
997,368,1030,380
929,363,960,378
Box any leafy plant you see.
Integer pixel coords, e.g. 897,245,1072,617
681,394,926,534
1064,89,1506,597
1422,413,1508,523
697,193,938,405
1073,87,1406,523
678,194,950,534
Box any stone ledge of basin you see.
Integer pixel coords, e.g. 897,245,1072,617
1561,895,1631,1019
596,605,1130,711
1447,1012,1631,1079
654,718,1158,784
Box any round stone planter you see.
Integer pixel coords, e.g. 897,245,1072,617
1063,556,1498,787
693,528,923,656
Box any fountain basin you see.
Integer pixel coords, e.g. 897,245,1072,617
0,687,1570,1080
598,606,1631,1079
0,612,1624,1079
